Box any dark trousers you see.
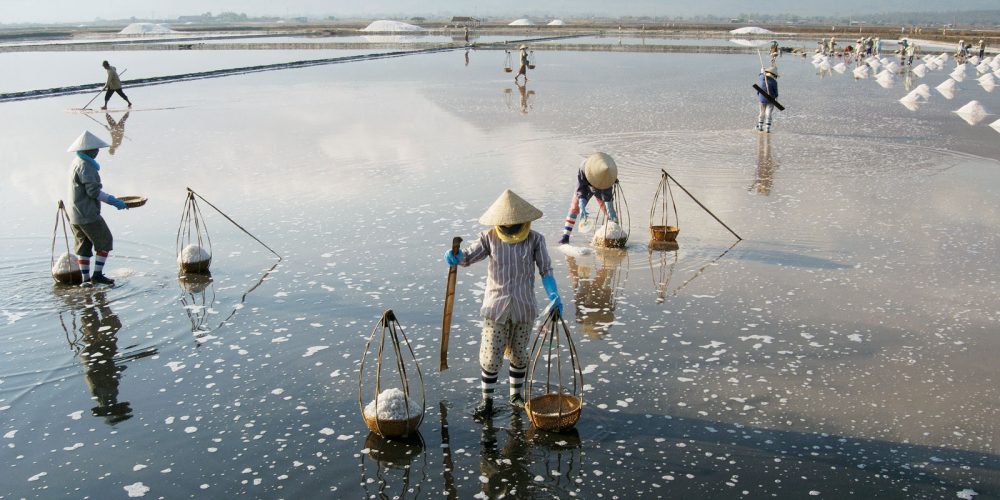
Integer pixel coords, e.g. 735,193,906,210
104,88,129,105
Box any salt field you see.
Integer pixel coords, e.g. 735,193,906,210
2,37,999,499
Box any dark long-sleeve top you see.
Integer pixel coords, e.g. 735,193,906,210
575,168,614,203
457,229,553,323
68,156,103,224
758,73,778,104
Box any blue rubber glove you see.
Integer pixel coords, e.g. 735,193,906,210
444,249,461,267
541,274,563,315
578,198,589,220
107,195,127,210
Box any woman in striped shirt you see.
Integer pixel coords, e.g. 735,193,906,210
445,189,563,419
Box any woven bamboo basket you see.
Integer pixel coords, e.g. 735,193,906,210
526,393,582,431
358,310,426,439
119,196,147,208
649,225,679,242
526,308,584,432
649,170,681,247
53,269,83,285
179,258,212,274
51,201,82,285
593,236,628,249
591,181,631,249
177,190,213,275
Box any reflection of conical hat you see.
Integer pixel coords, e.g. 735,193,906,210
67,131,110,152
583,152,618,189
479,189,543,225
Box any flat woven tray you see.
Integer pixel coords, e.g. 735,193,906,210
119,196,147,208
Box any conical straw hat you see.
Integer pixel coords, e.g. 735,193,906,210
67,131,110,152
583,152,618,190
479,189,543,225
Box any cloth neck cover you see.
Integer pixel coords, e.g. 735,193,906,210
495,222,531,244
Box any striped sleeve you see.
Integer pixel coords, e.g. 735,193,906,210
534,232,553,278
461,230,491,267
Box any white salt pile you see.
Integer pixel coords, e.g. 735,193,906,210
729,26,773,35
884,61,901,73
555,243,593,257
968,56,981,65
875,69,894,81
178,244,211,264
833,62,847,73
989,118,1000,134
119,23,176,35
976,62,991,74
593,221,628,243
911,64,928,78
899,99,921,111
51,251,80,276
939,52,950,62
817,61,832,72
950,69,966,82
954,100,990,126
936,78,957,92
363,388,422,420
359,20,425,32
547,19,566,26
508,18,535,26
978,73,996,86
913,83,932,99
853,66,870,79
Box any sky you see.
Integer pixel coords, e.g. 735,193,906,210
1,0,997,24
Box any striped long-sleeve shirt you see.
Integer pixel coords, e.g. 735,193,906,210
459,229,554,323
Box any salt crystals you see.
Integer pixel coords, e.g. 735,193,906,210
178,244,211,265
363,388,422,421
52,251,79,275
954,100,991,126
593,220,628,242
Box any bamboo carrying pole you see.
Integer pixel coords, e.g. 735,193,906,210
184,187,282,261
439,237,462,371
80,69,127,110
662,170,742,241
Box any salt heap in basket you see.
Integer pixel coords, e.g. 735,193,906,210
593,220,628,248
363,388,422,421
178,244,211,274
52,251,82,284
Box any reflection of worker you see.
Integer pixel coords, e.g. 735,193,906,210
101,60,132,110
559,152,619,245
464,27,470,44
755,66,779,133
464,49,470,66
751,132,778,195
67,131,128,287
515,45,529,83
444,190,562,419
478,413,531,497
78,291,132,424
105,111,129,155
516,82,533,114
566,249,625,337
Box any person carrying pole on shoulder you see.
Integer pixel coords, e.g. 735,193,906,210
756,66,779,133
66,131,129,286
515,45,529,83
101,61,132,110
443,189,563,420
559,152,619,245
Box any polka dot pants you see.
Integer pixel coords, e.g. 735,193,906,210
479,317,531,374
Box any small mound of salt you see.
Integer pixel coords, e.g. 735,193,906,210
936,78,957,91
593,221,628,242
364,388,422,421
178,244,211,265
555,243,593,257
52,252,80,275
913,83,931,98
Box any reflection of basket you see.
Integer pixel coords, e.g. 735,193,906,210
528,64,536,69
504,67,513,73
363,412,423,439
526,393,582,431
648,240,679,252
649,225,679,242
594,236,627,248
119,196,147,208
364,431,425,468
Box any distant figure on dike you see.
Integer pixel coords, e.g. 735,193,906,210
101,60,132,110
755,66,779,133
979,39,986,59
515,45,529,83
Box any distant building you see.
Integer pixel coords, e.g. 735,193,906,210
451,16,481,28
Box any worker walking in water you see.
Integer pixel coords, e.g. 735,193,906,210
66,131,129,286
101,61,132,110
515,45,529,83
755,66,779,133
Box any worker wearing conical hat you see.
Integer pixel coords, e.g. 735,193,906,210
979,39,986,59
515,45,530,83
756,66,779,133
559,152,619,245
444,189,562,419
66,131,129,287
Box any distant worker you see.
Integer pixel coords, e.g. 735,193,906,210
101,61,132,110
957,39,966,57
66,131,129,286
755,66,779,133
514,45,529,83
979,39,986,59
559,152,619,245
906,41,917,66
874,36,881,56
769,40,780,63
464,26,470,44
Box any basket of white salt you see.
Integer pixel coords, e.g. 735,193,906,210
50,201,82,285
591,181,631,249
525,307,583,432
176,190,212,274
358,310,425,438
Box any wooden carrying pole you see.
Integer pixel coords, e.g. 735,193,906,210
662,170,742,241
439,237,462,371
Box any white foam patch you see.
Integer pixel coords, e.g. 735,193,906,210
124,482,151,497
303,346,329,357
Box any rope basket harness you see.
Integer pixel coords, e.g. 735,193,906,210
525,307,584,432
358,309,426,438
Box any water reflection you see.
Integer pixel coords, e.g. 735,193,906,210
526,425,582,494
178,274,216,343
566,248,627,338
360,431,427,499
57,290,140,424
750,132,778,195
648,247,679,304
106,111,129,155
479,413,531,497
503,83,535,114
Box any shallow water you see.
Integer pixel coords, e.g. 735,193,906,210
1,46,999,498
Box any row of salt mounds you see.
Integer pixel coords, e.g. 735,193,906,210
548,19,566,26
730,26,773,35
119,23,176,35
363,388,422,420
360,20,425,32
954,100,991,126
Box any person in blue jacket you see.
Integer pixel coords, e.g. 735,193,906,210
755,66,779,133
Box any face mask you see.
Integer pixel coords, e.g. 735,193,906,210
495,222,531,244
